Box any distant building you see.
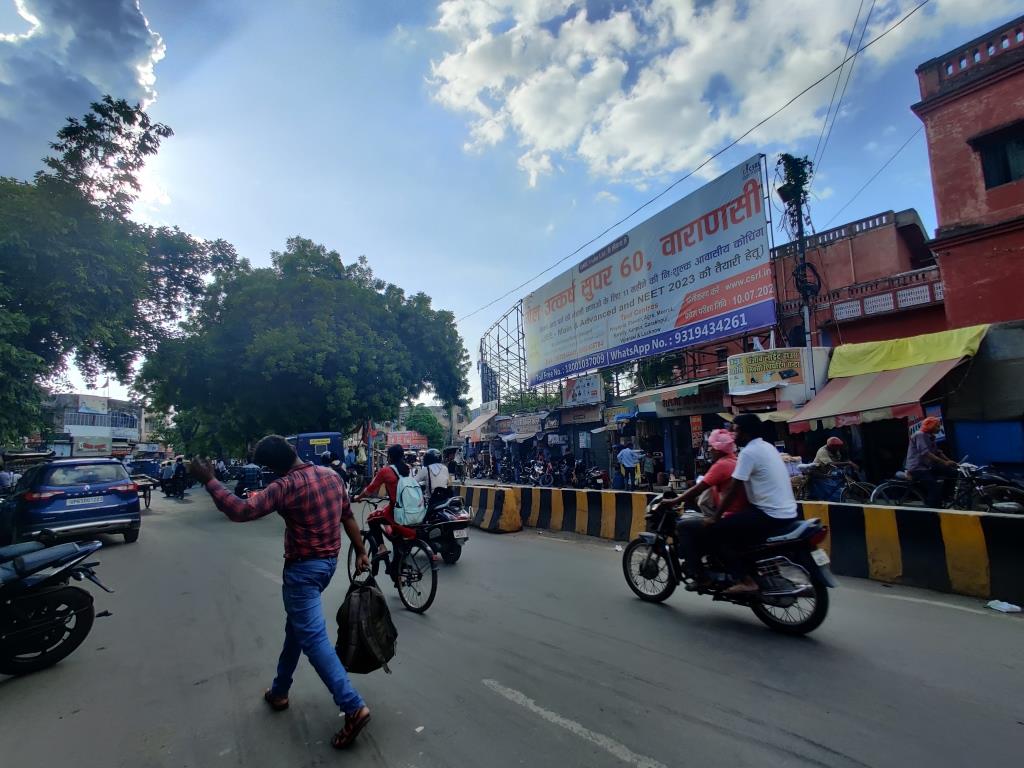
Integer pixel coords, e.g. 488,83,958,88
42,394,143,457
912,15,1024,328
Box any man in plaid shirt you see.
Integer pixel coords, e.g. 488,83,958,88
191,435,372,750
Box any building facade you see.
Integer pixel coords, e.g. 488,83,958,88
42,394,143,457
913,15,1024,328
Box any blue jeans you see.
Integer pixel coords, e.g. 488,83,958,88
270,558,365,715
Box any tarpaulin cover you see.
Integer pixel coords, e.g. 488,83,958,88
828,324,988,378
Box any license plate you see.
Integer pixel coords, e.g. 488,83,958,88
65,496,103,507
811,548,830,566
454,529,469,540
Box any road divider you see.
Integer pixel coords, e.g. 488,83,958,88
454,484,1024,603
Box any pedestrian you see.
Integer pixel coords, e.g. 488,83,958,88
345,446,356,470
617,443,639,491
189,436,372,750
642,453,656,491
160,461,174,496
172,457,187,498
0,462,15,494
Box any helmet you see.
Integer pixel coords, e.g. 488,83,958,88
423,448,442,466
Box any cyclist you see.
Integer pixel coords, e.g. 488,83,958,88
905,416,957,507
353,444,415,583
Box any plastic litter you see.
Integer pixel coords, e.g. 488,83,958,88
614,544,623,552
986,600,1022,613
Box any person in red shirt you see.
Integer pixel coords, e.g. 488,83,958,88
354,444,416,582
673,428,748,586
190,435,372,750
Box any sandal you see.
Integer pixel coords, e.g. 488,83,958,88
263,689,289,711
332,707,371,749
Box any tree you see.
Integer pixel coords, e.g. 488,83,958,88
498,389,561,415
137,237,470,449
0,97,237,444
404,405,445,449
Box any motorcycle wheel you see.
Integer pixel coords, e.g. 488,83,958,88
750,577,829,636
539,473,554,488
0,586,95,676
622,538,676,603
441,543,462,564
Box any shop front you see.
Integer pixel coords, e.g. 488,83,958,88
788,325,988,481
556,404,606,469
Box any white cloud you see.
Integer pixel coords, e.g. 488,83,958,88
595,189,618,204
0,0,165,180
430,0,1020,186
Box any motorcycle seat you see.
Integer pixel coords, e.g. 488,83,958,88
765,518,818,543
0,563,19,585
13,543,82,577
0,541,46,563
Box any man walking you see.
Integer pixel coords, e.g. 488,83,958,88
190,436,372,750
617,443,639,491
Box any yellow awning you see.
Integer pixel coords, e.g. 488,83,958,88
828,324,988,378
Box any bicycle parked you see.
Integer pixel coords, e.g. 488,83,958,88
346,497,438,613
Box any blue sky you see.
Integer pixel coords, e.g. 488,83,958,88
2,0,1020,406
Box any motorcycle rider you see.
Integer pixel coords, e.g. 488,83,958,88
415,448,451,507
672,429,749,587
712,413,798,595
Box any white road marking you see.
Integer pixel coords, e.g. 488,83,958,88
870,591,1000,617
482,679,667,768
415,726,424,733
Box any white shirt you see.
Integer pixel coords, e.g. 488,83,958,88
415,463,450,492
617,448,639,468
732,438,798,519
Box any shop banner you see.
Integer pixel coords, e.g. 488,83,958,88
75,439,110,456
728,349,804,391
604,405,635,425
562,374,604,406
561,405,603,425
510,414,544,435
525,156,773,385
386,431,428,449
78,395,108,414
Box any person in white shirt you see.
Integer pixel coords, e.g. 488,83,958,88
617,444,639,490
415,449,451,507
714,413,798,595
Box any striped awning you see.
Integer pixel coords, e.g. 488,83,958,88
788,358,963,433
626,375,727,404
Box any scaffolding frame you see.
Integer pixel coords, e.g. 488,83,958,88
478,301,560,412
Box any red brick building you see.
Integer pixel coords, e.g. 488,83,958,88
912,15,1024,328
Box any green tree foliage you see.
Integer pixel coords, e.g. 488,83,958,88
138,237,470,448
403,405,445,449
0,97,236,444
498,389,561,415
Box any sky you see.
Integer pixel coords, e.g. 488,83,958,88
2,0,1021,408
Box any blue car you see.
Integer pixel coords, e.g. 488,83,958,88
4,458,142,544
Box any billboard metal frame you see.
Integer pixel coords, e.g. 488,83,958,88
478,301,561,412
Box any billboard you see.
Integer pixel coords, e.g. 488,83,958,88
387,431,428,449
525,156,773,385
562,374,604,407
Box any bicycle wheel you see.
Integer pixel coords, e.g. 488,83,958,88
840,482,874,504
870,482,925,507
396,540,437,613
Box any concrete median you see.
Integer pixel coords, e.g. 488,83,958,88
454,483,1024,603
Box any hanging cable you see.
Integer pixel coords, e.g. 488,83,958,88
811,0,865,170
457,0,933,323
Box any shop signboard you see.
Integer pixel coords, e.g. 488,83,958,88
547,434,567,445
525,156,773,385
579,431,592,450
689,415,704,448
386,430,428,449
74,438,110,456
481,399,499,413
655,382,727,418
561,405,603,425
544,414,561,431
562,374,604,407
727,347,830,408
604,405,635,425
78,395,108,414
510,414,544,435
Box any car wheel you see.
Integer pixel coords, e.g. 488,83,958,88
123,529,140,543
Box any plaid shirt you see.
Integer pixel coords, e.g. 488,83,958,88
207,463,352,561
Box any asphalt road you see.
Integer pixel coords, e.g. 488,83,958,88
1,489,1021,768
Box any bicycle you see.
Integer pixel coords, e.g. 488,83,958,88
346,497,438,614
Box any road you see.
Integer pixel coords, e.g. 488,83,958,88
1,490,1021,768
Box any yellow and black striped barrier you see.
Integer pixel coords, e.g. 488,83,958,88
454,484,1024,603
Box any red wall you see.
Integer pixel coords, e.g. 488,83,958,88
824,306,949,344
935,227,1024,327
917,69,1024,231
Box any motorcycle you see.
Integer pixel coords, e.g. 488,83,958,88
622,494,836,635
415,493,473,564
522,460,553,487
871,459,1024,511
579,465,609,489
0,534,113,675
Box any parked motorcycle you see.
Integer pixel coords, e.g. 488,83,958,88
0,535,112,675
416,494,472,564
521,460,553,487
580,465,609,490
622,494,836,635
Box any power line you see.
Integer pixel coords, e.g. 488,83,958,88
457,0,933,324
824,125,924,227
813,0,877,184
811,0,865,170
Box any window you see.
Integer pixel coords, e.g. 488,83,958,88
959,56,967,69
974,122,1024,189
973,49,981,63
1017,29,1022,43
988,43,996,56
1001,35,1009,49
945,62,954,75
715,347,728,365
45,464,129,487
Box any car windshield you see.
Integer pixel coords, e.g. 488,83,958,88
45,464,129,487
